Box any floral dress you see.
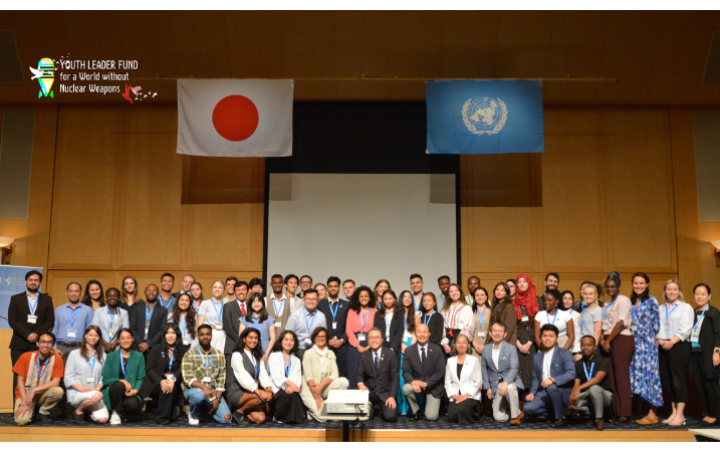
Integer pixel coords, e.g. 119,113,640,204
629,296,663,407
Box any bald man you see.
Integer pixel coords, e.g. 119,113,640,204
401,323,445,421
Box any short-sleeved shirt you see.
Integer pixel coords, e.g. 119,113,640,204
578,304,602,337
198,299,227,329
602,294,633,336
535,309,573,337
239,315,276,353
574,352,611,391
13,351,65,401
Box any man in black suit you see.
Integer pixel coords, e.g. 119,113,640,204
172,273,196,300
128,284,167,355
8,270,54,395
317,276,349,377
356,328,398,422
223,281,248,360
402,323,445,421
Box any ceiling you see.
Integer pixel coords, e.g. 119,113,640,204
2,10,720,105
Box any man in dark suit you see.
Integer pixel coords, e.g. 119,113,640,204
223,281,248,359
172,273,196,300
356,328,399,422
8,270,54,395
128,284,168,355
523,323,576,428
317,276,349,377
401,323,445,421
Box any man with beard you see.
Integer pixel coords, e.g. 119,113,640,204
318,276,350,377
128,284,168,355
465,276,480,305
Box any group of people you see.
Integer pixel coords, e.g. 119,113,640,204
7,269,720,431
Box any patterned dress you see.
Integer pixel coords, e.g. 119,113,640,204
629,296,663,407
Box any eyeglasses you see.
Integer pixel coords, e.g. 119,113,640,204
38,340,54,345
315,335,327,340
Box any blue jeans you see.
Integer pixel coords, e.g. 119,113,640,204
184,388,231,423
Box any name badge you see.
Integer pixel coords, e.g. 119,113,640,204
358,333,366,342
630,324,638,332
27,315,37,324
67,331,77,339
183,338,189,346
86,377,95,384
602,324,609,331
477,331,486,339
521,315,529,322
332,322,337,330
202,376,212,384
275,322,282,328
165,374,174,380
386,335,390,342
304,338,312,346
691,335,699,344
215,325,223,331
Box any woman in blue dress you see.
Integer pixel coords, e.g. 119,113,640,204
629,272,663,425
239,293,276,367
397,290,417,415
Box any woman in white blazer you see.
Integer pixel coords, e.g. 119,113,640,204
445,333,483,424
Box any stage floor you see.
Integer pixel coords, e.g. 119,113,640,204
0,413,699,441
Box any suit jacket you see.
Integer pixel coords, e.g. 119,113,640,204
139,343,185,398
481,341,524,397
8,292,55,351
374,310,403,354
402,342,446,398
418,312,445,347
356,347,399,402
300,345,340,398
445,354,483,401
222,299,244,355
128,301,168,350
530,346,575,395
317,299,350,342
101,349,145,411
693,305,720,380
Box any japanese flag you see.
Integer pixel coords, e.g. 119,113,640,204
177,79,293,157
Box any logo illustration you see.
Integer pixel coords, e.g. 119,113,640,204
29,58,56,98
4,277,10,287
462,97,508,136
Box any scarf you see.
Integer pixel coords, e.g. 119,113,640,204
25,352,55,395
513,274,539,322
313,344,330,379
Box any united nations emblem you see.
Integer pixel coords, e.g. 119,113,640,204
462,97,508,135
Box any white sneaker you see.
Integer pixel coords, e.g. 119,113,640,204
188,415,199,425
110,412,121,425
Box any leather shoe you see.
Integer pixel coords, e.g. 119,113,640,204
595,419,606,431
37,414,52,424
553,417,569,428
586,419,594,426
408,411,423,422
510,411,524,426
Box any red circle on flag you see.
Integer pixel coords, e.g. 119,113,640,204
212,95,259,141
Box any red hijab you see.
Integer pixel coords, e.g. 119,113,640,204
513,274,538,322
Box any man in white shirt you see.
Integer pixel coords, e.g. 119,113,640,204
267,274,292,334
437,276,450,307
285,289,327,358
481,321,524,425
284,274,302,312
410,273,425,311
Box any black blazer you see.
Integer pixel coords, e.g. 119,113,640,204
374,310,403,354
418,312,444,347
139,343,185,398
693,305,720,380
317,299,350,342
356,347,399,402
8,292,55,351
222,300,243,355
128,301,168,350
402,342,446,398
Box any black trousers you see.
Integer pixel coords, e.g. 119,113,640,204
658,341,691,404
108,382,142,416
370,391,398,422
691,352,720,418
11,349,25,397
147,383,183,421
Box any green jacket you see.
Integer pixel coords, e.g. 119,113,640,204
101,349,145,411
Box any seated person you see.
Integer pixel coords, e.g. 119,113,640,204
227,328,273,424
401,323,445,421
568,335,612,431
180,324,231,425
64,325,108,424
445,334,482,424
139,323,185,425
481,321,525,425
267,330,306,424
101,328,146,425
301,327,350,422
13,331,65,426
522,324,576,428
356,328,399,422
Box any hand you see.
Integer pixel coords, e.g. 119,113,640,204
26,389,36,405
120,380,132,392
284,385,296,395
103,342,114,353
661,340,675,351
541,378,554,388
358,345,369,353
285,381,299,394
263,353,269,365
202,386,213,399
311,385,322,398
413,384,422,394
80,386,94,393
27,333,37,343
208,398,219,414
125,389,138,397
569,390,579,408
475,343,484,354
525,393,534,402
329,338,341,349
358,384,369,391
386,397,397,410
499,381,508,397
600,340,610,353
138,343,149,353
14,404,29,418
574,353,582,361
160,379,174,393
443,344,451,354
54,348,64,358
524,341,533,353
401,344,407,354
486,389,492,400
714,352,720,368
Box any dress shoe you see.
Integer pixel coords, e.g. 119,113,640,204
156,418,170,425
37,414,53,424
636,416,659,425
586,419,594,426
700,419,717,428
232,411,248,424
72,410,86,424
610,416,630,425
595,419,606,431
408,411,423,422
553,417,569,428
510,411,524,426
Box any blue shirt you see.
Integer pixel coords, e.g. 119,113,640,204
53,302,94,344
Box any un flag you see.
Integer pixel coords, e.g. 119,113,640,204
426,80,544,154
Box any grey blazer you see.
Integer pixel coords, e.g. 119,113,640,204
481,341,524,397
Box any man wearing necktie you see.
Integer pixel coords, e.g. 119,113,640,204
356,328,399,422
402,323,445,421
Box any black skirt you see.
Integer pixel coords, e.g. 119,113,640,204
272,390,306,424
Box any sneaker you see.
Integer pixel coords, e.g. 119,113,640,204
232,411,248,424
188,415,199,425
110,412,122,425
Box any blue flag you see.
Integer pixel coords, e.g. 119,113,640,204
426,80,544,154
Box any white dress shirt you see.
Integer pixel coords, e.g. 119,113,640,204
417,343,429,360
657,300,694,341
491,343,502,369
231,349,271,393
267,351,302,393
542,347,556,380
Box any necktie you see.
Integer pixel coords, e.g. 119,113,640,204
241,303,246,316
421,347,426,367
375,352,380,369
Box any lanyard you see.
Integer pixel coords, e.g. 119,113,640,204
251,315,260,324
211,299,224,321
180,315,188,336
193,302,200,314
120,356,128,379
145,303,153,323
28,294,39,315
423,311,434,326
583,361,595,380
580,304,595,332
477,305,487,328
631,304,637,323
198,346,213,374
273,298,284,317
360,308,370,330
329,301,339,322
250,353,258,378
283,354,291,377
168,347,174,370
108,306,117,328
88,353,96,373
604,298,616,320
546,310,558,325
413,293,423,311
665,302,679,323
695,305,709,332
36,354,48,379
67,305,81,328
303,310,316,333
159,295,173,310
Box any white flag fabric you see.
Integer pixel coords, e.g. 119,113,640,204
177,79,293,157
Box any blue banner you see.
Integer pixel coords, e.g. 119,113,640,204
426,80,544,154
0,265,43,329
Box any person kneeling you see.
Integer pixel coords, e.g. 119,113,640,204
139,324,185,425
402,323,445,422
64,326,109,424
267,331,307,424
445,334,482,424
101,328,146,425
568,335,612,431
301,327,350,422
13,332,65,426
522,324,576,428
481,321,525,425
356,328,399,422
228,328,273,424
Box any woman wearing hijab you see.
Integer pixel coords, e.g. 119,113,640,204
513,274,539,394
